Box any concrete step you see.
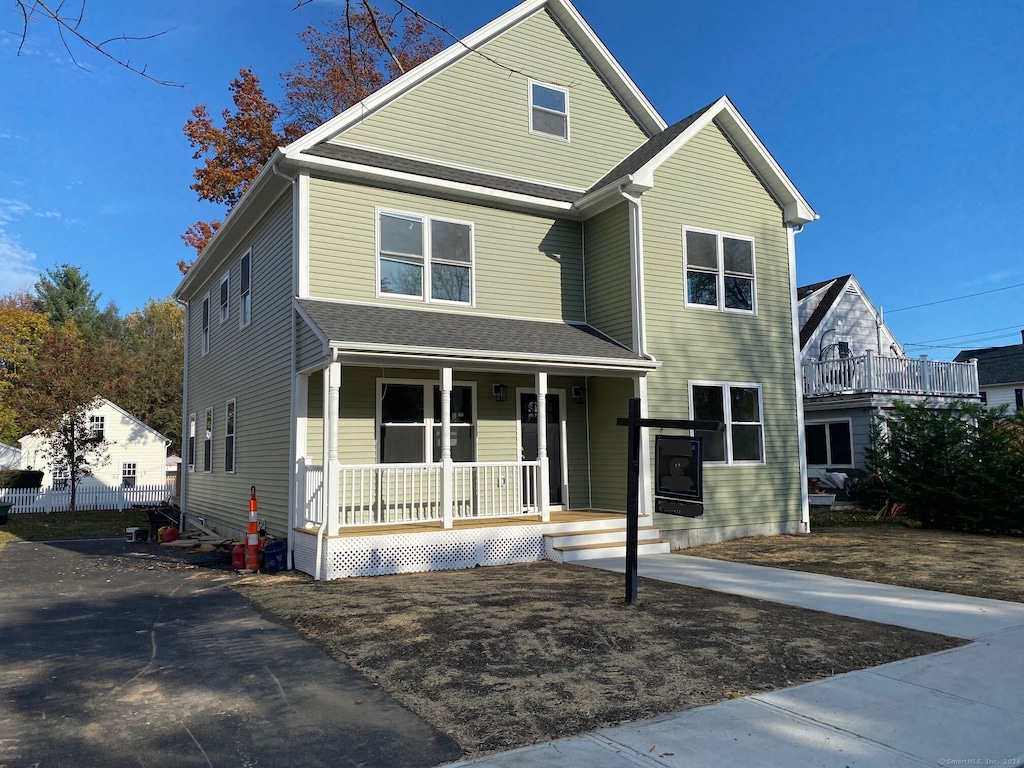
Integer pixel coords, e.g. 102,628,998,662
556,539,671,562
543,526,663,548
541,516,630,534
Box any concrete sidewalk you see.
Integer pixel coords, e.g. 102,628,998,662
446,554,1024,767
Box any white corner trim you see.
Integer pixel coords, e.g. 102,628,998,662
297,170,310,298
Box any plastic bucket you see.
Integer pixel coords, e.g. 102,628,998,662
125,527,139,543
263,541,287,573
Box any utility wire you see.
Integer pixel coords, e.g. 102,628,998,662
904,325,1023,346
887,281,1024,313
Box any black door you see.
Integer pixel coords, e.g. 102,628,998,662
520,393,562,505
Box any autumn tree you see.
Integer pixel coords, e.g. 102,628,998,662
0,305,50,443
181,3,443,271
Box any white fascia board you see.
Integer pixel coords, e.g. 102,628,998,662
174,148,292,300
293,299,332,350
287,0,665,154
330,343,660,373
289,152,577,216
624,96,817,226
574,174,653,216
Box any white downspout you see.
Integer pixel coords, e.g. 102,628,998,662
788,225,811,533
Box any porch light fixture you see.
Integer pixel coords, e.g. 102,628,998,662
492,384,508,402
572,386,586,404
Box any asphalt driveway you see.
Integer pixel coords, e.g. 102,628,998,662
0,538,462,768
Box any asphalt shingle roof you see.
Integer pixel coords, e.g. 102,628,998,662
305,143,582,203
954,342,1024,386
796,275,853,352
297,299,651,367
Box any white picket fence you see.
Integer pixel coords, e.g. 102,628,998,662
0,483,175,514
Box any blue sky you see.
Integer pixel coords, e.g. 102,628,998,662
1,0,1021,359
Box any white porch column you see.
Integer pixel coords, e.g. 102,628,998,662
536,371,550,522
633,376,652,518
325,362,342,536
440,368,454,529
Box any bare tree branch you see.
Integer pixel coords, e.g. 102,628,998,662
361,0,404,74
13,0,184,87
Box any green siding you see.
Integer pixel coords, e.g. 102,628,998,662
305,370,323,460
182,192,295,538
308,177,584,320
586,376,633,511
640,122,801,532
583,202,633,349
333,10,649,190
296,313,325,371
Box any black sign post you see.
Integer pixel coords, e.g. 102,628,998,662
617,398,723,605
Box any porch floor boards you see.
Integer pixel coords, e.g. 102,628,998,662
298,510,626,539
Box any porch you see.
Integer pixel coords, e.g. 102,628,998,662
803,352,979,399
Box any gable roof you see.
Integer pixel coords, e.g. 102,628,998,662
296,298,657,373
954,342,1024,386
18,398,170,444
287,0,665,156
577,96,817,225
796,275,853,351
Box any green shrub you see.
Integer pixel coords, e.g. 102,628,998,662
865,401,1024,534
0,469,44,489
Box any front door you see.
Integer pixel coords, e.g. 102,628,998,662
519,393,563,506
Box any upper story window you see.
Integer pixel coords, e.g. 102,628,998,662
378,211,473,305
689,382,765,465
683,228,756,313
201,293,211,355
530,80,569,140
88,415,105,441
239,249,252,328
219,272,230,323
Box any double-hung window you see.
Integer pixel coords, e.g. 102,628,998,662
683,228,755,313
529,80,569,140
224,400,236,473
201,293,210,355
187,413,196,472
690,382,765,465
88,415,105,441
219,272,230,323
121,462,137,488
805,421,853,467
378,381,475,463
378,211,473,304
239,249,251,327
203,408,213,472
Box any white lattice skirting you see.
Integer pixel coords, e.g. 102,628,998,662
292,525,548,579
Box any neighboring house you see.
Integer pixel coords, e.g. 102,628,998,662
0,442,21,470
798,275,979,479
18,398,170,488
174,0,819,580
955,331,1024,414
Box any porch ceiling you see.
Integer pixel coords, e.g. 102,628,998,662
296,298,657,374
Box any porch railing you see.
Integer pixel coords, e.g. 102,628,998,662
803,353,978,398
303,461,542,528
452,461,540,519
339,463,443,526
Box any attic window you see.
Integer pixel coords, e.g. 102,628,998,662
530,81,569,140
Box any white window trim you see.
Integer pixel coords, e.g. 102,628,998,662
88,415,105,441
805,419,854,468
528,79,570,142
688,380,766,466
121,462,137,487
203,407,213,473
187,413,196,473
200,293,211,356
239,248,252,330
375,378,478,463
375,208,475,307
219,271,230,324
682,226,757,315
224,399,236,474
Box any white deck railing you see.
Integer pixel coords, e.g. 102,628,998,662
0,483,175,514
339,463,443,526
302,461,543,528
452,461,540,519
803,353,979,398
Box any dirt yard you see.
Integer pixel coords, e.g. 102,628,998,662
233,559,961,757
686,525,1024,603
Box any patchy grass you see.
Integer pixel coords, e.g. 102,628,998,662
0,509,152,549
810,506,920,529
